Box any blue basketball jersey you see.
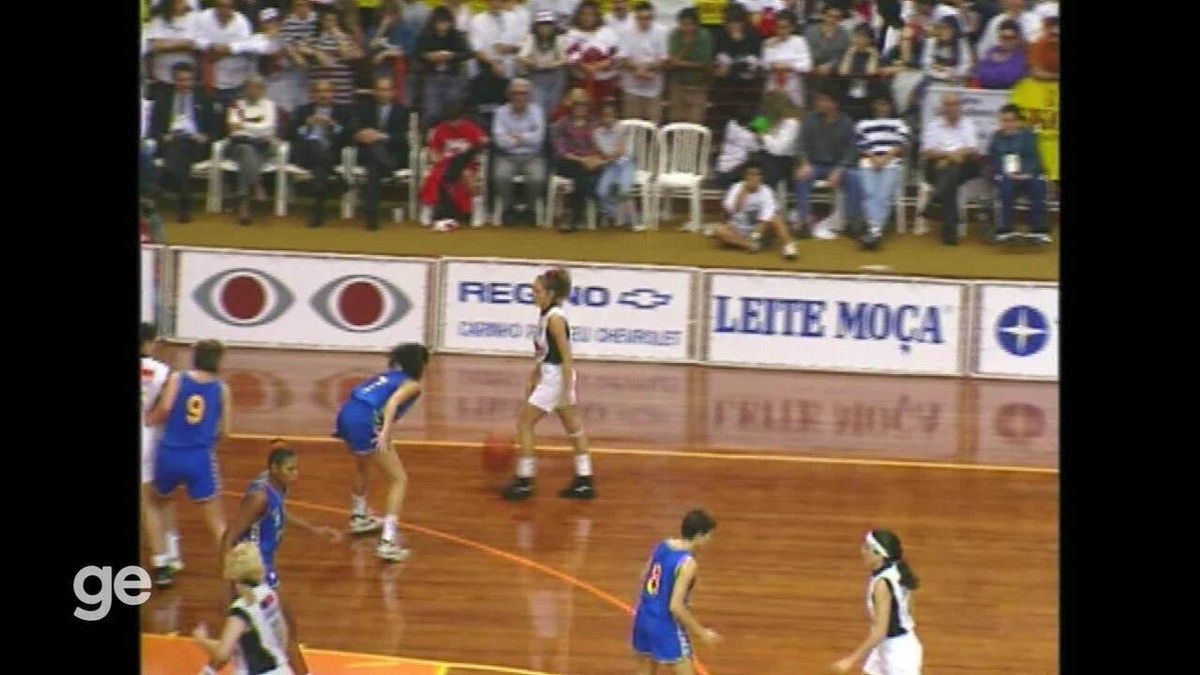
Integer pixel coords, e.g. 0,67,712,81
238,472,285,576
637,540,694,621
348,369,419,422
160,372,223,449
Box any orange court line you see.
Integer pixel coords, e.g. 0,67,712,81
228,432,1059,475
207,490,712,675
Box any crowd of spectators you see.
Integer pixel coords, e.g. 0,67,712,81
139,0,1059,249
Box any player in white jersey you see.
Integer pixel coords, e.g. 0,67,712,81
194,541,293,675
140,322,183,586
832,529,923,675
501,267,596,501
712,163,798,260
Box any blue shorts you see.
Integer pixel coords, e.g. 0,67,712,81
334,399,380,455
631,610,691,664
153,444,220,501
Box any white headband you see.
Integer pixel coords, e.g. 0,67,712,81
864,532,889,559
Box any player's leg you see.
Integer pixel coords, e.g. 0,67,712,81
150,449,184,587
501,403,546,500
371,446,410,561
141,436,170,576
632,655,657,675
162,501,183,571
184,448,227,546
669,660,696,675
338,404,383,534
711,222,755,250
762,216,798,259
279,593,311,675
349,452,383,534
554,404,594,499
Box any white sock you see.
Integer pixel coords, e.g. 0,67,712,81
152,553,169,568
382,515,398,543
516,456,536,478
166,531,180,560
574,453,593,477
352,495,367,516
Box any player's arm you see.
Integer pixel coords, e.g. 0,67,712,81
834,578,892,672
376,380,422,450
218,382,234,438
547,314,572,405
668,558,719,645
146,372,180,427
219,490,268,558
286,510,343,542
192,614,248,667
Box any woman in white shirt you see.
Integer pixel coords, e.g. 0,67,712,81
224,75,279,224
760,10,812,110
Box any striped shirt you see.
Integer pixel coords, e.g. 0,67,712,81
855,117,910,167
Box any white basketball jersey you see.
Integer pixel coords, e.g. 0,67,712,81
867,564,916,636
229,583,290,674
141,357,170,416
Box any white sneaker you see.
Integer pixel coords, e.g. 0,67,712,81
349,513,383,534
782,242,797,260
432,218,460,232
168,557,185,573
811,225,838,240
377,539,411,562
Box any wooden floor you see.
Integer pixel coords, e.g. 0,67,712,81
141,347,1058,675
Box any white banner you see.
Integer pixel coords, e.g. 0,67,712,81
921,85,1012,150
141,246,156,323
175,249,430,350
438,260,693,362
974,380,1059,469
703,368,961,459
706,274,966,375
974,284,1058,380
429,353,689,446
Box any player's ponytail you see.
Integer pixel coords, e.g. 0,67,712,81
540,268,573,305
869,529,920,591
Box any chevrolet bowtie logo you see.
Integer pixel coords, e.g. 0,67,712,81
617,288,672,310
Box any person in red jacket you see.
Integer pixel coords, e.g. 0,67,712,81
417,102,488,229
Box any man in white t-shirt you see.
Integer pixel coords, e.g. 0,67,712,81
616,2,668,123
713,163,798,260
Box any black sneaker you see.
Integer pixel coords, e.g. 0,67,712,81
153,566,174,588
558,476,595,500
501,476,536,501
860,231,882,251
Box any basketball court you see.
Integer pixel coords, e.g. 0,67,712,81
140,346,1058,674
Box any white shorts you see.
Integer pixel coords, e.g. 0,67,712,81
141,426,159,484
864,632,922,675
527,364,577,413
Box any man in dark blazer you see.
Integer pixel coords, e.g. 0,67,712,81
149,62,218,222
288,78,353,227
352,77,410,230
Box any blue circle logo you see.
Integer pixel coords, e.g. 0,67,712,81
995,305,1050,357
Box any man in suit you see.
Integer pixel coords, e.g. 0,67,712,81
288,78,353,227
150,62,218,222
352,77,410,230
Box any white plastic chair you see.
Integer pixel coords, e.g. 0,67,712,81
653,122,711,233
492,172,545,227
343,112,421,221
276,141,355,219
150,140,222,213
545,173,598,229
618,118,658,231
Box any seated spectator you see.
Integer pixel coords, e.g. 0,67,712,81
616,2,668,124
713,163,798,260
879,21,925,117
149,62,217,223
550,88,604,232
988,104,1050,244
710,4,764,127
834,24,883,121
665,8,713,123
418,102,489,230
352,76,410,230
757,91,800,192
761,10,812,111
794,87,863,239
1028,16,1058,81
714,113,762,190
519,12,569,122
919,91,981,245
593,101,637,229
805,3,849,79
491,78,548,226
854,94,911,250
975,20,1027,90
921,15,972,87
564,1,620,106
976,0,1042,60
224,75,279,225
288,78,353,227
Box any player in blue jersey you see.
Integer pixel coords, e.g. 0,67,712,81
333,343,430,562
146,339,231,587
631,509,721,674
222,440,342,675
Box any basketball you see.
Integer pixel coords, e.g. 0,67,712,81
482,432,515,473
